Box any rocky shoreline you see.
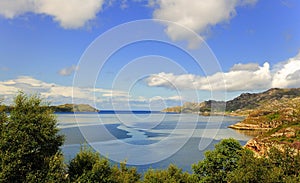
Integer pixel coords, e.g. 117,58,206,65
228,122,271,131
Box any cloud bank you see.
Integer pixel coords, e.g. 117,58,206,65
0,76,181,109
0,0,104,29
146,51,300,91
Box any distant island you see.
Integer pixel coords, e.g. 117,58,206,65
0,103,99,113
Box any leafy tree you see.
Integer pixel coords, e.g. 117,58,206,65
192,138,243,182
227,149,283,183
143,164,193,183
267,147,300,180
68,146,141,183
227,145,300,183
111,161,141,183
0,92,65,182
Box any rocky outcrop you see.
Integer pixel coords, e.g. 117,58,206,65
245,125,300,156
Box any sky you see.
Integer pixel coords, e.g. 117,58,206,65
0,0,300,110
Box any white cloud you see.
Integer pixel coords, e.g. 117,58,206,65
230,63,260,71
58,65,78,76
0,0,104,29
272,51,300,88
146,62,271,92
146,51,300,91
0,76,182,110
151,0,258,47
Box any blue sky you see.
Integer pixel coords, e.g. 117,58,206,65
0,0,300,110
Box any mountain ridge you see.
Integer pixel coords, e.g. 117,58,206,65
162,88,300,115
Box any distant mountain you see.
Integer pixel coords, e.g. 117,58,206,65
162,88,300,115
226,88,300,112
0,103,99,113
51,104,99,112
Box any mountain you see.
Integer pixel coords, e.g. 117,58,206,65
163,100,226,115
162,88,300,115
226,88,300,112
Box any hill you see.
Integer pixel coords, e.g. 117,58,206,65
0,103,99,113
50,104,99,112
229,96,300,155
163,88,300,115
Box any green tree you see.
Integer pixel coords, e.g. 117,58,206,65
111,161,141,183
0,92,65,182
227,149,283,183
143,164,193,183
68,146,114,182
69,146,141,183
192,138,243,182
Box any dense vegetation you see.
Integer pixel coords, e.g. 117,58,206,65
1,93,300,182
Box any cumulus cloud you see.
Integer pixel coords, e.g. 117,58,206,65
146,62,271,91
58,65,78,76
230,63,260,71
0,0,104,29
272,51,300,88
151,0,258,47
146,51,300,91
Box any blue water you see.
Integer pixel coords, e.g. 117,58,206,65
57,112,251,173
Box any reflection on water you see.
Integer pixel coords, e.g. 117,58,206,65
233,129,267,137
57,113,254,172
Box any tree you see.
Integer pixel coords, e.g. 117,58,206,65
192,138,243,182
0,92,65,182
111,161,141,183
68,146,114,182
68,146,141,183
227,149,282,183
143,164,193,183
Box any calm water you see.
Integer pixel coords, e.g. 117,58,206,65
57,112,252,172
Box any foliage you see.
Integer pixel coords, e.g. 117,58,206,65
111,161,141,183
143,164,193,183
228,146,300,183
0,92,65,182
227,149,282,183
192,138,243,182
68,146,141,183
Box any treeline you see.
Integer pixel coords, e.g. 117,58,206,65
0,93,299,182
